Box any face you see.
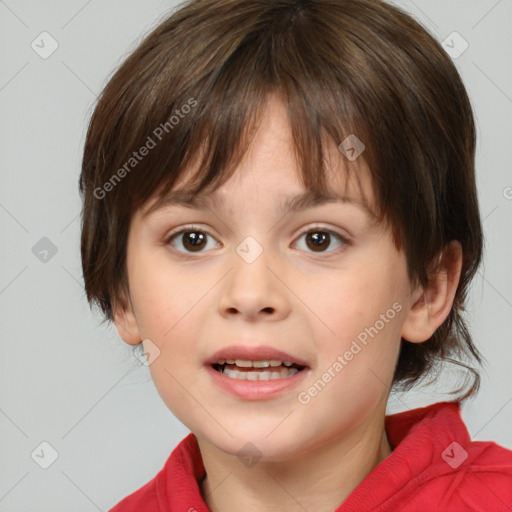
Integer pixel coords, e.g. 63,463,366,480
116,94,419,461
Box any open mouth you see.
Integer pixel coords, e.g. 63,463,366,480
212,359,306,381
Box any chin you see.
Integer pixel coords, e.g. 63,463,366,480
203,430,307,463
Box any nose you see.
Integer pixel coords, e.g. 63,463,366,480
217,244,291,322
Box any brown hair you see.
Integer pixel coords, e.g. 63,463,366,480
79,0,484,400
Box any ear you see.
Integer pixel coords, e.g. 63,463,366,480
112,294,141,346
401,241,463,343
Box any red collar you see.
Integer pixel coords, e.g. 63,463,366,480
154,401,470,511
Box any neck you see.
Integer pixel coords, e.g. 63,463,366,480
198,419,392,512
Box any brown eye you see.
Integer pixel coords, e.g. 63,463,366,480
305,231,331,252
166,225,348,256
180,231,207,252
295,227,348,254
166,226,219,254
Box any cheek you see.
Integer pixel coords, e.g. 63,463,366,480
136,274,209,425
128,246,209,350
128,248,187,337
318,261,406,375
320,271,386,336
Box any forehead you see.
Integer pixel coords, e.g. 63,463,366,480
142,186,377,223
141,93,378,220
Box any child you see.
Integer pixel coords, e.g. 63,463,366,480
79,0,512,510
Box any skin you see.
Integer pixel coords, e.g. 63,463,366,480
114,94,463,512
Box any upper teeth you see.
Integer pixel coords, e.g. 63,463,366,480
217,359,294,368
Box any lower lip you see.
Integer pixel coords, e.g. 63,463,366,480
205,365,310,400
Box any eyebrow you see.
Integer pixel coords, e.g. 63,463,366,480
279,191,376,219
143,189,376,220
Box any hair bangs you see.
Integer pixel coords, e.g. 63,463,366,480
143,22,383,230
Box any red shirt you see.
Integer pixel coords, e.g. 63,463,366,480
109,401,512,511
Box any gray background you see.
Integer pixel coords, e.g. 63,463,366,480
1,0,511,510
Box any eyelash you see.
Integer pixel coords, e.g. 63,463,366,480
164,224,350,257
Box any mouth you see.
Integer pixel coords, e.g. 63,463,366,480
204,345,310,400
211,359,306,381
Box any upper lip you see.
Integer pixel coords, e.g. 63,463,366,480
205,345,310,368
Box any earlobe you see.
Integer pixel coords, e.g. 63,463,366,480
401,241,463,344
112,296,142,346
